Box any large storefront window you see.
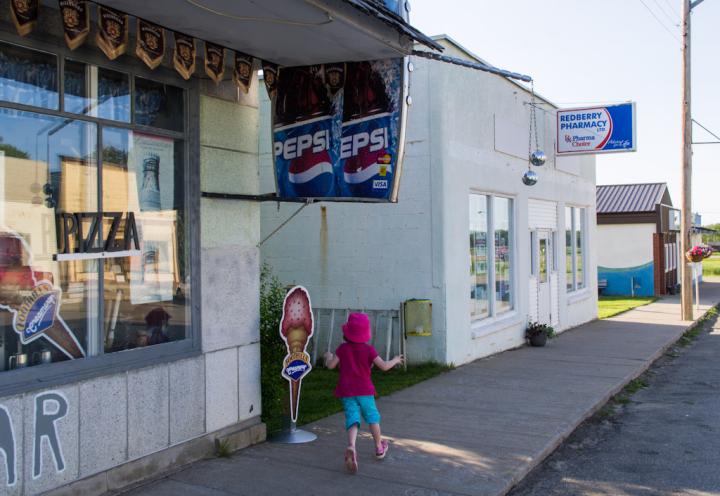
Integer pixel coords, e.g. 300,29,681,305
566,206,586,292
0,40,192,373
470,193,514,321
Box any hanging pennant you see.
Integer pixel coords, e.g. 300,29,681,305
262,61,279,99
232,52,254,94
10,0,41,36
204,42,225,84
59,0,89,50
324,62,346,98
96,5,128,60
173,33,196,80
136,19,165,70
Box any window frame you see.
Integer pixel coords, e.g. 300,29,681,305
566,205,586,294
469,192,516,323
0,31,202,397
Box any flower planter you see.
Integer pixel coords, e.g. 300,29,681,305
687,253,704,263
528,333,547,347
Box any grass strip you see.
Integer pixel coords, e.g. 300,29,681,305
703,255,720,277
265,361,452,432
598,296,659,319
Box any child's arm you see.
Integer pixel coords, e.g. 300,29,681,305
372,355,404,371
323,352,339,369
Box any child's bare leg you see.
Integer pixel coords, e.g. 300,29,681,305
369,423,382,449
347,423,359,447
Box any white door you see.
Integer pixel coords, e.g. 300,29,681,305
538,231,551,325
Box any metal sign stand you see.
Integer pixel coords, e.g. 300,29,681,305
267,387,317,444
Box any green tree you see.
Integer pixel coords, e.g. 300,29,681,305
0,137,30,159
260,263,289,426
702,223,720,243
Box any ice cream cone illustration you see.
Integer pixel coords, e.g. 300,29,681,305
279,286,314,422
0,225,86,360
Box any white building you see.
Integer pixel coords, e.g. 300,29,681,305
260,35,598,367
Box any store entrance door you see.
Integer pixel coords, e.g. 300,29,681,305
537,231,551,325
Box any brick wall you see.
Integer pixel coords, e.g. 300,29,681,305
653,233,665,295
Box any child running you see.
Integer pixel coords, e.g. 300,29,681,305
323,312,404,474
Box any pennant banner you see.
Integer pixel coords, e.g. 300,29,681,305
173,33,196,80
136,19,165,70
96,5,128,60
262,61,279,99
59,0,89,50
232,52,254,94
204,42,225,84
10,0,41,36
324,62,346,98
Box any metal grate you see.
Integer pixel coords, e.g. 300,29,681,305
404,299,431,336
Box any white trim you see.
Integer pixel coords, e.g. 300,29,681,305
567,288,593,305
53,250,141,261
471,312,524,340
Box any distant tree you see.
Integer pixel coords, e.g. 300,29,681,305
0,137,30,159
702,223,720,243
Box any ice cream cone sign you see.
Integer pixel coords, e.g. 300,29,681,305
279,286,314,422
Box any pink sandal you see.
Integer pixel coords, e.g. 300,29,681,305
344,446,358,473
375,441,388,459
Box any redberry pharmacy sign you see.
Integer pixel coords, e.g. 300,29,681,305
556,102,636,156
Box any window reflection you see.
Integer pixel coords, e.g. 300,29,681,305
470,194,488,320
495,197,512,314
566,206,573,292
0,108,97,371
64,60,130,122
135,77,185,132
0,41,58,110
575,208,584,289
101,127,190,353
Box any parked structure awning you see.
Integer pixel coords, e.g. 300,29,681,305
93,0,443,66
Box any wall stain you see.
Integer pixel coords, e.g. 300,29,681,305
320,206,328,285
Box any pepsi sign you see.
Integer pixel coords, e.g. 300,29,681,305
269,59,406,202
556,103,636,155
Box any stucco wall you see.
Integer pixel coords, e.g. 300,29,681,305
431,41,598,366
259,38,598,367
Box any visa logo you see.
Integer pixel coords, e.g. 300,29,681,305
373,180,388,190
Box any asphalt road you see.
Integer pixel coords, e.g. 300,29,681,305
510,309,720,496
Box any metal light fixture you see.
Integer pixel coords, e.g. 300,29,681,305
522,169,538,186
530,150,546,167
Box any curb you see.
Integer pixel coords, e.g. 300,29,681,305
499,302,720,496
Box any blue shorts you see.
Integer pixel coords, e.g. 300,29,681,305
340,396,380,430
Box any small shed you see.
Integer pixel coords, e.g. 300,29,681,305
596,183,680,296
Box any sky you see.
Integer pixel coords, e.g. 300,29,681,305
409,0,720,225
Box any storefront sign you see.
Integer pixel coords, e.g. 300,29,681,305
556,102,636,155
279,286,314,423
271,59,405,201
56,211,140,259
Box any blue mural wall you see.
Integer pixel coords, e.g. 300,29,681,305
598,262,654,296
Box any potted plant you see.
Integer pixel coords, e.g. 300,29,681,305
525,321,557,347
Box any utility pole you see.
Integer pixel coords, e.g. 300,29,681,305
681,0,707,320
681,0,692,320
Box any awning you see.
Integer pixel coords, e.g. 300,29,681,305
91,0,442,66
693,226,718,235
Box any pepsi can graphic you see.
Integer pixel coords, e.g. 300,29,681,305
273,66,336,198
340,116,393,199
274,118,334,197
339,61,397,199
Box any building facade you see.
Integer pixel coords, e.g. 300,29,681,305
0,1,434,493
596,183,682,296
260,36,599,367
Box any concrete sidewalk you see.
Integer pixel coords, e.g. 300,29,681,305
120,281,720,496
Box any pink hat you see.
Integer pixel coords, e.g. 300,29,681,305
342,312,371,343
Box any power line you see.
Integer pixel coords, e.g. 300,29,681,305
638,0,683,44
651,0,682,30
661,0,682,20
692,119,720,142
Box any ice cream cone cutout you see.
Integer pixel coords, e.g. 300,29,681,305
279,286,314,423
